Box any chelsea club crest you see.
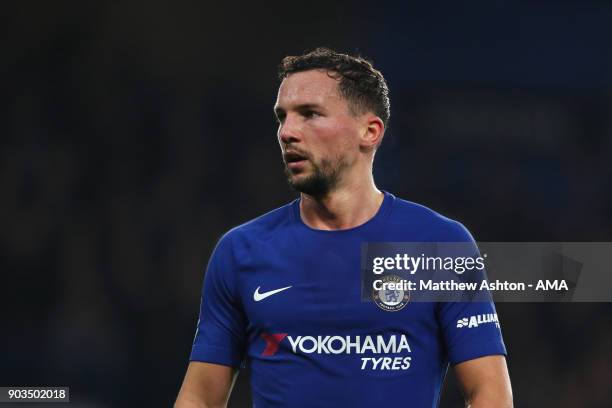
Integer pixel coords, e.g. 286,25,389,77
373,274,410,312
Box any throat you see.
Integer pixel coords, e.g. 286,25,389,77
299,189,384,231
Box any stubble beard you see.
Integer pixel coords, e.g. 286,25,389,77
284,155,347,198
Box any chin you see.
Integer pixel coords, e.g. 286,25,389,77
288,174,308,187
285,165,309,179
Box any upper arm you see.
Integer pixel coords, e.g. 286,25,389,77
191,233,246,367
175,361,238,408
435,221,511,406
179,233,246,407
453,355,513,408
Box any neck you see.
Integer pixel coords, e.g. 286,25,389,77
299,175,384,230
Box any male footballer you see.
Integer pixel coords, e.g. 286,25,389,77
175,48,513,408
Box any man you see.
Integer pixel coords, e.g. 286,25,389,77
175,48,513,408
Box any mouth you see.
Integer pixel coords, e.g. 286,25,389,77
284,150,309,169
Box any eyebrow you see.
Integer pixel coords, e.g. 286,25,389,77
274,103,323,117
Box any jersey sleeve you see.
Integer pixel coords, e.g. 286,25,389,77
436,221,507,365
190,232,246,368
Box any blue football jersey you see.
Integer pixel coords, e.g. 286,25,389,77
190,191,506,407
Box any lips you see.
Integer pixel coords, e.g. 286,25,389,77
284,150,308,164
283,150,309,171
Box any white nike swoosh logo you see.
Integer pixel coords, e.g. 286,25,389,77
253,285,292,302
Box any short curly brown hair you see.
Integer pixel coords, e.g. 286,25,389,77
278,47,390,127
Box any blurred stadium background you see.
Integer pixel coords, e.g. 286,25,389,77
2,1,612,407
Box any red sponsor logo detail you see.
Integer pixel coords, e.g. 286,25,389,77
261,333,287,356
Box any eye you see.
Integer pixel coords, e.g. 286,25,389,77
275,113,285,124
303,110,320,119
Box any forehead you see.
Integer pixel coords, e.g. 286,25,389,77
275,70,342,107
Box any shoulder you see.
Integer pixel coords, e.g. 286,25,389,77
216,199,298,249
389,194,476,243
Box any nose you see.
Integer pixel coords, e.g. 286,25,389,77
278,114,301,145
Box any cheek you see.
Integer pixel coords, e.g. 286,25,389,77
315,120,358,151
331,123,361,156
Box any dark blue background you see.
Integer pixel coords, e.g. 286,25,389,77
2,1,611,406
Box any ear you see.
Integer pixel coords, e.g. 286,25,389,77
359,114,385,150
